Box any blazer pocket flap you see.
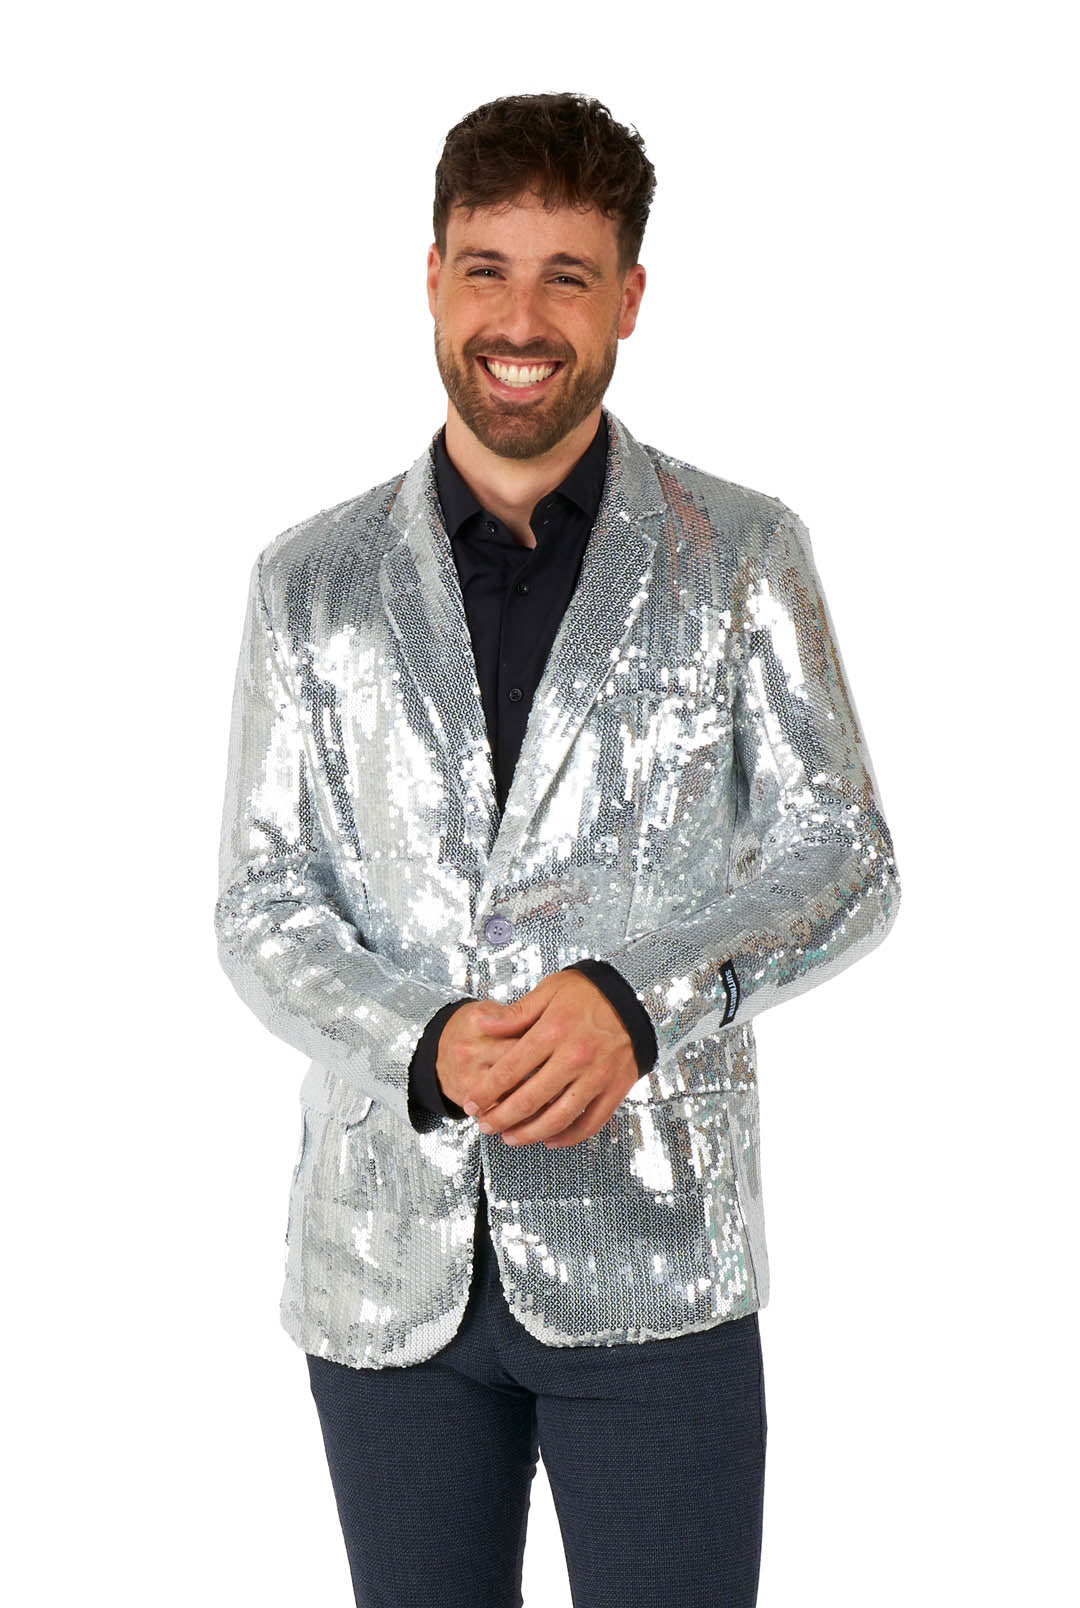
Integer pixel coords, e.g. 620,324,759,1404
641,1028,750,1102
298,1059,375,1125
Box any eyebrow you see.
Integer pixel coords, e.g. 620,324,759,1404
452,247,603,282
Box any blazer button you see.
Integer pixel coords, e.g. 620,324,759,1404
483,915,514,947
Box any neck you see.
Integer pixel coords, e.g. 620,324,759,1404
443,405,601,546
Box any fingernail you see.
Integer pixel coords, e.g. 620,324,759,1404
503,1134,518,1145
464,1101,479,1116
478,1120,493,1133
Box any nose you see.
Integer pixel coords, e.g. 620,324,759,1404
491,280,562,357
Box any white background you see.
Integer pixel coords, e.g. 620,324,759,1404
4,3,1076,1604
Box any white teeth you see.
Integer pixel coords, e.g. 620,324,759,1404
484,358,558,386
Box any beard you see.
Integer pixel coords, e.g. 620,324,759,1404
433,316,620,461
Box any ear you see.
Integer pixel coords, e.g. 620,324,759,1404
619,263,647,338
426,243,441,318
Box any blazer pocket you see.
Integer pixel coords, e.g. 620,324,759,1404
298,1058,375,1127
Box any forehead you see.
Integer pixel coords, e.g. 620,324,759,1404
445,191,618,264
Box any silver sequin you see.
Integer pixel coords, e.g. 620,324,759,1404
214,407,901,1366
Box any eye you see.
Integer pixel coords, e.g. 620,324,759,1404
465,269,586,287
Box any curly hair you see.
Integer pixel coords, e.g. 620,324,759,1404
433,92,656,277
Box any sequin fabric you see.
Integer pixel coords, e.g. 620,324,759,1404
214,406,901,1366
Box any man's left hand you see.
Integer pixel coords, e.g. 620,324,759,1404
460,970,643,1148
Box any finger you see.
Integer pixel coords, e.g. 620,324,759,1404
475,1003,525,1033
477,1036,564,1115
477,986,566,1079
475,1064,568,1133
491,986,554,1035
498,1083,597,1146
541,1090,621,1148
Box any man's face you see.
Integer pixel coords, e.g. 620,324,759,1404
427,190,645,460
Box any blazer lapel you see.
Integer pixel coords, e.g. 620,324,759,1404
378,407,667,890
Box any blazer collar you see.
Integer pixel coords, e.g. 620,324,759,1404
378,405,667,895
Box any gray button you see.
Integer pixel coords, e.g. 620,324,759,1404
508,686,523,702
483,915,514,946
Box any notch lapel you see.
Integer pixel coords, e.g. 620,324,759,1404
378,407,667,893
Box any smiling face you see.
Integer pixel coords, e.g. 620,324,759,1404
427,190,645,461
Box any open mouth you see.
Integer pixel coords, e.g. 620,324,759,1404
476,355,564,397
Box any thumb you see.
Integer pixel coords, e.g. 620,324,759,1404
478,992,542,1031
472,997,519,1031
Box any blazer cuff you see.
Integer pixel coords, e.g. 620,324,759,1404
408,999,473,1121
564,958,659,1076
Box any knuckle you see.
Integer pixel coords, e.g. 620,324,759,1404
492,1073,524,1106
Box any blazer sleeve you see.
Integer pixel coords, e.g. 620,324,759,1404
593,504,902,1065
213,554,476,1134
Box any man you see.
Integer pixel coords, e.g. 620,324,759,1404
214,92,901,1608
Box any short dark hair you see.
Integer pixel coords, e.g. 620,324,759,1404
433,92,656,278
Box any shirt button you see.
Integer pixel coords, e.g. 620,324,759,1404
507,686,523,702
485,519,496,533
514,579,530,594
483,915,514,947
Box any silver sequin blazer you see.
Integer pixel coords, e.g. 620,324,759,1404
214,406,901,1367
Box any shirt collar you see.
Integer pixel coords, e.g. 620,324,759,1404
432,411,609,542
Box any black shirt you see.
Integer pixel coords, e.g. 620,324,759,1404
407,411,659,1122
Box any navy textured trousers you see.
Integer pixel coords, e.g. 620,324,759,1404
305,1175,767,1608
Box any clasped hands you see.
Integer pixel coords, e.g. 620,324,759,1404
435,970,643,1148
